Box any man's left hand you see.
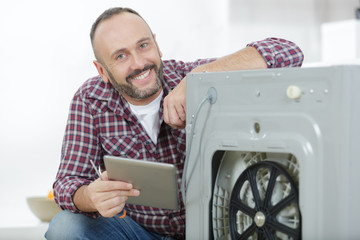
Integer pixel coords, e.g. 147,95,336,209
163,78,187,129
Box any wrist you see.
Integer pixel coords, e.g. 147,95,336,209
73,185,97,212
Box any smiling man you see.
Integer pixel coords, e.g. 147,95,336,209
46,7,304,240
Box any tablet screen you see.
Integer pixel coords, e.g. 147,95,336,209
104,155,180,210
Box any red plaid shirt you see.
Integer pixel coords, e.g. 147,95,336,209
53,38,303,239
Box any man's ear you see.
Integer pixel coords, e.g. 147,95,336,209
93,60,110,83
153,34,163,58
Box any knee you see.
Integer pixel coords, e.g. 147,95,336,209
45,210,92,240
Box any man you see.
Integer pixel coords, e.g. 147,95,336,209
45,7,303,240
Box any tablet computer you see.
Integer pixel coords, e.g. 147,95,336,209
103,155,180,210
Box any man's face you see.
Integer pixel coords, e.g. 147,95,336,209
93,13,163,105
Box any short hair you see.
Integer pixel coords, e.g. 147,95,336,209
90,7,142,46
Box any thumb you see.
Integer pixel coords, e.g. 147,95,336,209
101,170,109,181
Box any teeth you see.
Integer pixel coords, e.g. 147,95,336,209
133,69,150,80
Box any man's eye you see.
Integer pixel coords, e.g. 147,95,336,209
140,43,148,49
117,54,126,60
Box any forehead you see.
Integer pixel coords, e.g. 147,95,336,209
93,12,153,58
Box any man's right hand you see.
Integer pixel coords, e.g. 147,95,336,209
74,171,140,217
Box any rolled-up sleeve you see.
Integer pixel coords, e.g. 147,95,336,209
247,37,304,68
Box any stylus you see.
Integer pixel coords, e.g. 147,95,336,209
89,158,103,181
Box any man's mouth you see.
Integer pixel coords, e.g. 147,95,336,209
127,64,156,83
132,69,151,81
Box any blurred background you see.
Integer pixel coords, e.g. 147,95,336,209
0,0,359,232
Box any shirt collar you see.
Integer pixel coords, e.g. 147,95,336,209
88,69,171,124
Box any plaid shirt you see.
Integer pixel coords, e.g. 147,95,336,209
53,38,303,239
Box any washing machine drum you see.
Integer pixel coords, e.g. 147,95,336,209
212,151,301,240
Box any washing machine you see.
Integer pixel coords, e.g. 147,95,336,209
183,65,360,239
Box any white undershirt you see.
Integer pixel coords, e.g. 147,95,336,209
128,90,163,145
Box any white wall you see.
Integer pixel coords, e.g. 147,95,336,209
0,0,358,228
0,0,230,228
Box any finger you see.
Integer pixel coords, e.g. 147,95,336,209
163,91,186,128
101,189,140,209
168,111,185,129
130,188,140,197
95,191,127,215
169,119,185,129
99,181,134,192
105,194,128,206
173,104,186,125
163,92,180,126
101,171,109,181
99,201,126,218
174,92,186,122
99,172,135,191
166,102,183,127
169,97,186,122
88,180,139,207
163,98,169,124
172,78,186,123
102,188,140,201
177,104,186,122
98,189,138,217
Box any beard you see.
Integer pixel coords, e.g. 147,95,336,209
106,63,163,100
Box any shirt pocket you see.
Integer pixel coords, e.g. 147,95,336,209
100,135,141,159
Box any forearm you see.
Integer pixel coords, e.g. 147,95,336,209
192,38,304,73
191,46,267,73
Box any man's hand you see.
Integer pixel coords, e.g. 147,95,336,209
74,171,140,218
163,78,187,129
163,46,268,129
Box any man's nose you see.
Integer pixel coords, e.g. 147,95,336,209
130,53,146,70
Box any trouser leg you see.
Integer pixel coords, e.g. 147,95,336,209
45,210,165,240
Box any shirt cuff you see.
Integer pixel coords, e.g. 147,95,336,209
54,178,100,219
247,37,304,68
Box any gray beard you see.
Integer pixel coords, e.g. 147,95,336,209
107,63,163,100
